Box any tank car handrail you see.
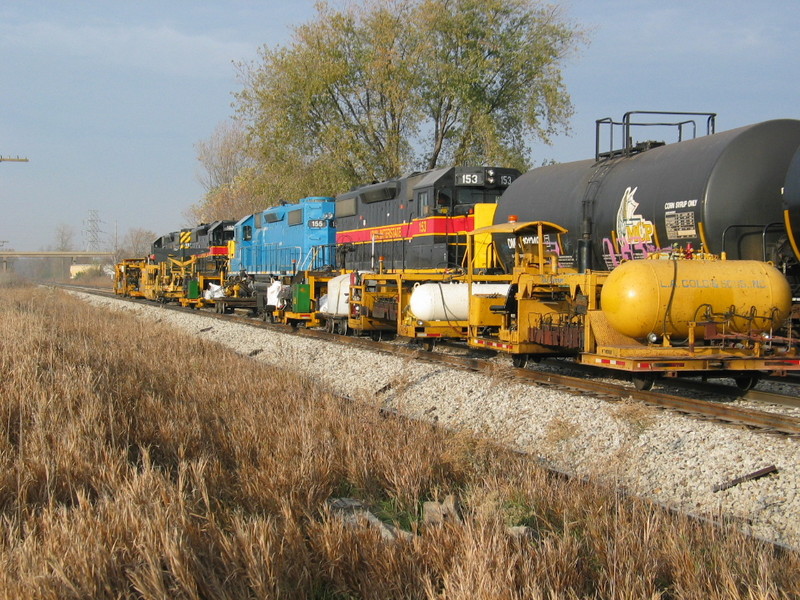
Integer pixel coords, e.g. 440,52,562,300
596,111,717,161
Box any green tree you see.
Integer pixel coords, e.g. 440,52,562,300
218,0,583,216
236,0,421,187
414,0,581,169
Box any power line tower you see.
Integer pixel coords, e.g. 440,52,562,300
84,209,104,253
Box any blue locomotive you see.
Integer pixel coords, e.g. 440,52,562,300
230,196,337,279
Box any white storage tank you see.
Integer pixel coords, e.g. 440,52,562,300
409,282,510,321
322,272,375,317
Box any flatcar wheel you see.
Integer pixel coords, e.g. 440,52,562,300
734,373,760,392
512,354,528,369
632,374,656,391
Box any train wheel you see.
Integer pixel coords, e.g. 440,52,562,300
632,374,656,391
370,331,382,342
512,354,528,369
423,340,435,352
734,373,760,392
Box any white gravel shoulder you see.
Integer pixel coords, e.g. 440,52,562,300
77,293,800,549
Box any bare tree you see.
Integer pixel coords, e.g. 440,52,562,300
195,120,253,193
54,224,75,251
116,227,157,261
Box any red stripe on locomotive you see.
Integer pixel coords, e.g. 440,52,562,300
336,215,475,244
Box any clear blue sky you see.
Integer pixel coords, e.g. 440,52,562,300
2,1,799,251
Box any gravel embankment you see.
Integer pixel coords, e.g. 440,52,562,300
77,292,800,549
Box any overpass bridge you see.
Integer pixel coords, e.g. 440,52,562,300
0,251,116,272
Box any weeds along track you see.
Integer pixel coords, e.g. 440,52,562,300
7,283,800,598
63,284,800,553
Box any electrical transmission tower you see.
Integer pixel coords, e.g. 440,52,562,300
84,209,104,252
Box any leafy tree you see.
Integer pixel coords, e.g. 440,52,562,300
235,0,422,188
202,0,584,218
414,0,581,169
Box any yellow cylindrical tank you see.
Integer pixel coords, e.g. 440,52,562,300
600,259,792,340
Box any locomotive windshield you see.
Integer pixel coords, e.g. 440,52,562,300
456,188,502,205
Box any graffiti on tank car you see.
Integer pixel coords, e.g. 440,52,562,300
601,238,662,268
597,186,668,267
616,186,656,244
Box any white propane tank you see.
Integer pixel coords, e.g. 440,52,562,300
409,282,510,321
323,272,375,317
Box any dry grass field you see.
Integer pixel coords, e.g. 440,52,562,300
1,280,798,599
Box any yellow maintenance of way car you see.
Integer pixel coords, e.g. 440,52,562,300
464,220,800,391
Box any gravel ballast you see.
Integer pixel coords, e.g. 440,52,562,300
78,292,800,549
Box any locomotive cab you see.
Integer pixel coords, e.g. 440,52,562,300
335,166,520,271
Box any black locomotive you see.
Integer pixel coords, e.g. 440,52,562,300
335,166,520,271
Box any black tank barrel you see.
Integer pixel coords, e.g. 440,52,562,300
496,119,800,270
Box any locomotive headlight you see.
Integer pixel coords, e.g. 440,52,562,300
487,169,495,177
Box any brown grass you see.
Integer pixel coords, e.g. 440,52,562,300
0,282,798,599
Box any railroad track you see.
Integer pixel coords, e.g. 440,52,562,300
64,284,800,437
295,330,800,436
